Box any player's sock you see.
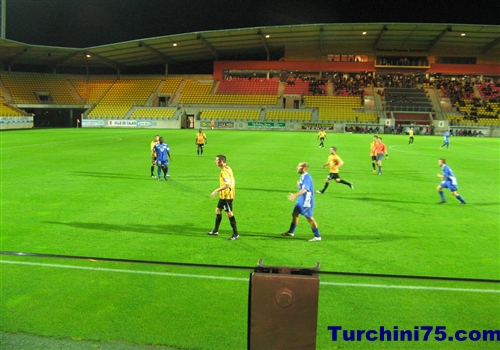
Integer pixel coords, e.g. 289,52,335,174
229,216,238,235
288,223,297,233
372,162,376,170
312,228,320,237
439,191,446,201
163,166,169,177
150,166,154,175
197,149,200,156
378,165,382,173
339,179,351,187
157,168,162,178
214,214,222,232
456,195,465,203
321,182,329,192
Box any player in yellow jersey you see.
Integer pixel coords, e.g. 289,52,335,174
370,135,378,173
150,134,159,178
195,128,207,157
317,147,353,194
207,154,239,240
409,127,414,145
317,129,326,148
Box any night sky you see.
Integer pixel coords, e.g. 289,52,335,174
3,0,499,48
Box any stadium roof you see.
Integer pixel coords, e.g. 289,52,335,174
0,23,499,73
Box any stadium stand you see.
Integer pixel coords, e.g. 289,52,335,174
69,77,117,103
384,88,433,112
200,109,261,120
284,78,327,96
178,80,278,106
129,108,177,119
303,95,377,122
217,77,279,95
265,110,312,121
88,78,162,118
1,74,78,104
0,104,24,116
477,81,500,100
159,78,183,94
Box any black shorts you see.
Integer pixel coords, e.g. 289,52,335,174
197,143,204,148
327,173,340,180
371,155,376,161
217,199,234,212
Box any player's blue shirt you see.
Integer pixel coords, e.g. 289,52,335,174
296,173,314,208
442,165,458,186
153,143,170,162
443,131,450,141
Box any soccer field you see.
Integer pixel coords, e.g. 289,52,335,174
1,128,499,349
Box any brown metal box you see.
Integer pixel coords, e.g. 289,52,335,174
248,272,319,350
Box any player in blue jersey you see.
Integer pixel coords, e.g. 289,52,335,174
281,162,322,242
440,130,451,149
152,137,171,181
437,158,466,205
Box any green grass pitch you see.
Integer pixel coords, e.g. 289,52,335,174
1,128,499,349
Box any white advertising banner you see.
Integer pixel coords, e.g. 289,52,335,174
107,120,138,127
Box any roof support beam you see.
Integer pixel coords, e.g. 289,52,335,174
373,25,388,50
482,36,500,55
50,50,85,70
138,41,174,64
428,26,452,51
319,27,324,56
85,51,123,71
257,30,270,61
196,34,219,60
5,47,30,68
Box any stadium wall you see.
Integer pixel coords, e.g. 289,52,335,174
0,116,34,130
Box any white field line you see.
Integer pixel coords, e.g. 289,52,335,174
1,260,499,294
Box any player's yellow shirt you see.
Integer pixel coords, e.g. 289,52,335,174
150,140,159,156
318,131,326,138
219,165,235,199
327,154,343,173
409,129,414,137
196,132,207,144
370,141,377,156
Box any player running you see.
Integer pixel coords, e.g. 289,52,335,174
316,147,353,194
195,128,207,157
437,158,466,205
440,130,451,149
152,137,171,181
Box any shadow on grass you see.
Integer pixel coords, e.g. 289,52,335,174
45,221,206,237
70,171,151,180
468,202,500,207
43,221,320,241
238,187,291,193
333,195,429,205
330,234,416,242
